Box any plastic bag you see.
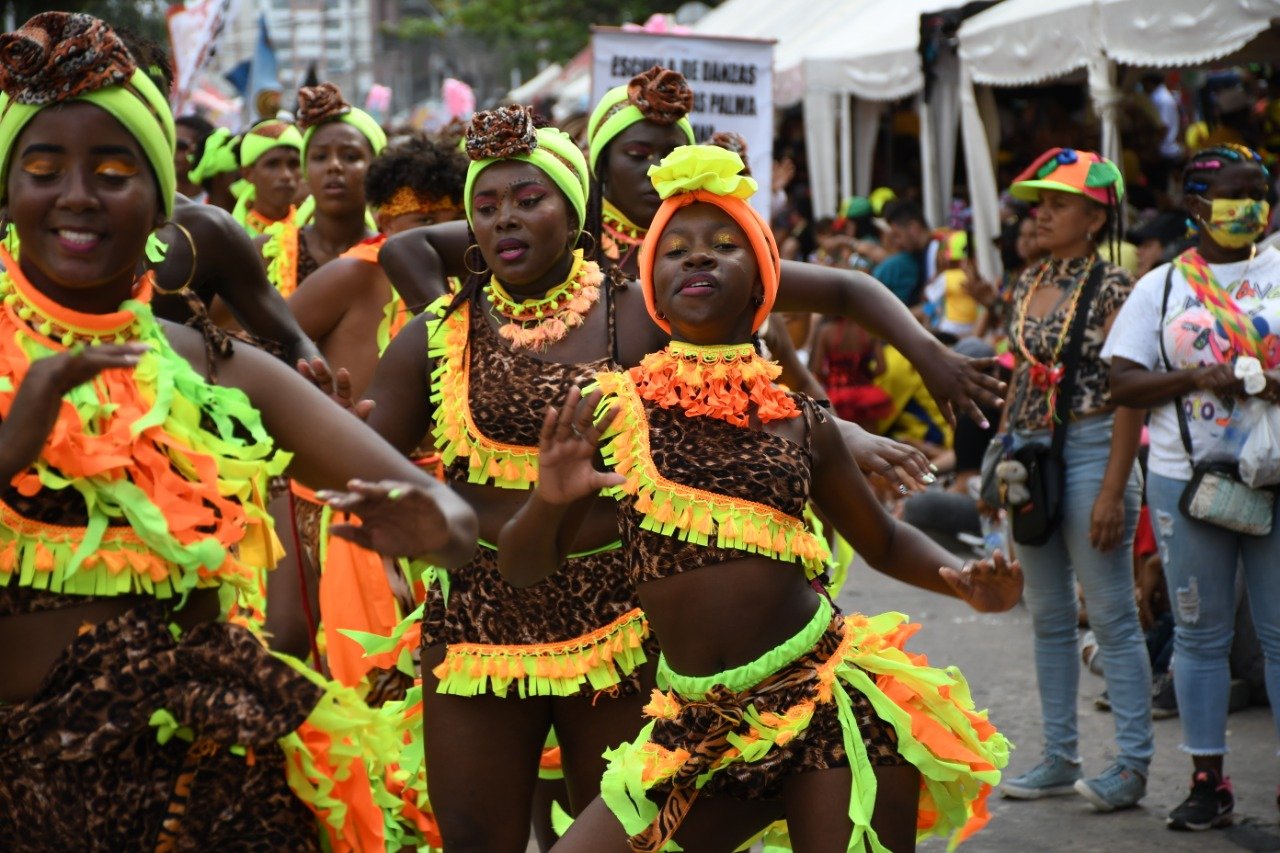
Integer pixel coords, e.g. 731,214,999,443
1203,397,1265,463
1240,400,1280,487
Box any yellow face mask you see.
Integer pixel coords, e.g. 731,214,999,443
1197,197,1271,249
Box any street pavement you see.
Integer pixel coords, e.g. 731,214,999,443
840,554,1280,852
526,554,1279,852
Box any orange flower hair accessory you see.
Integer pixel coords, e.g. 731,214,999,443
638,145,779,334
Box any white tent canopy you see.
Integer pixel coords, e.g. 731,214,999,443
958,0,1280,278
797,0,971,224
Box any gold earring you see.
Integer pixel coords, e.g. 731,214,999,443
464,243,489,276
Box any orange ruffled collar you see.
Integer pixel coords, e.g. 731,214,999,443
630,341,799,427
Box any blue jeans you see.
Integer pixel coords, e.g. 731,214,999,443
1012,413,1153,772
1147,473,1280,755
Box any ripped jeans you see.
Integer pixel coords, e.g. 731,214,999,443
1012,413,1153,772
1147,473,1280,755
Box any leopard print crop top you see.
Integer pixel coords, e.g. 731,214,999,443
440,286,618,487
620,397,820,586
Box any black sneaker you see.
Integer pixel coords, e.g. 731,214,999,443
1167,770,1234,831
1152,672,1178,720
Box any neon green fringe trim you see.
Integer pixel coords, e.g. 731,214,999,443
593,371,830,577
433,606,649,698
424,295,540,490
600,600,1010,852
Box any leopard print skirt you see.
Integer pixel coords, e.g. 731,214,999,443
422,542,651,699
0,602,323,851
649,617,904,800
610,610,905,853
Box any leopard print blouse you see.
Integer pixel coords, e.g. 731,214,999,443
621,397,818,586
1006,256,1134,432
442,287,617,485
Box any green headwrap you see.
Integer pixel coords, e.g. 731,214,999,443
587,68,696,176
188,127,240,185
302,109,387,167
464,117,588,234
0,66,176,217
240,121,304,168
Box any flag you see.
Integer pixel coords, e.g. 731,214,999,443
224,59,250,97
302,62,320,90
247,13,281,120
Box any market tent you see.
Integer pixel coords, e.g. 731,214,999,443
693,0,861,107
797,0,970,224
958,0,1280,277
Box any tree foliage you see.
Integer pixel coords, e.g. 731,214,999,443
394,0,673,72
2,0,169,43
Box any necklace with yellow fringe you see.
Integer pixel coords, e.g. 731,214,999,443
601,200,647,264
484,249,602,351
630,340,800,427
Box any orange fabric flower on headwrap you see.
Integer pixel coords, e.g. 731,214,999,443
637,145,780,334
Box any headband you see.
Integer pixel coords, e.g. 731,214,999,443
188,127,239,184
379,186,458,220
638,145,779,334
587,66,695,176
0,12,176,217
297,83,386,167
463,106,589,232
1009,147,1124,207
240,121,304,168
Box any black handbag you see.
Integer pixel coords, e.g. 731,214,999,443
1009,262,1106,546
1157,267,1275,536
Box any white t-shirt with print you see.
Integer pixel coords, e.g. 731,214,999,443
1102,246,1280,480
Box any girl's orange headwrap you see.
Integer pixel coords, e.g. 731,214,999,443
638,145,780,334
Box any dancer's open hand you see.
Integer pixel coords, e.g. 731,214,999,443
322,479,455,557
533,385,624,506
939,549,1023,613
297,357,375,419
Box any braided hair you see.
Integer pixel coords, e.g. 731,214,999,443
1183,143,1268,196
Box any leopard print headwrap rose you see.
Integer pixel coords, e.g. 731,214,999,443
463,105,588,232
0,12,176,215
296,82,386,163
464,104,538,161
587,66,696,175
0,12,135,105
627,67,695,127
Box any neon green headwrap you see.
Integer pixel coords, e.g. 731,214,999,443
188,127,240,185
240,121,304,168
464,123,588,234
0,67,176,217
587,78,695,177
302,108,387,170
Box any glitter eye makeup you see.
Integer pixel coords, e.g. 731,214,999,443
20,158,58,177
96,159,139,178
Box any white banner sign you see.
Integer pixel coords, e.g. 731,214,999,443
167,0,238,115
591,28,775,219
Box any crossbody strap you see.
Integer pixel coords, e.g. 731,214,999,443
1158,265,1196,458
1050,261,1106,461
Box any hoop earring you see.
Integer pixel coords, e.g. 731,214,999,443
577,230,597,259
655,309,666,320
464,243,490,276
152,220,199,295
